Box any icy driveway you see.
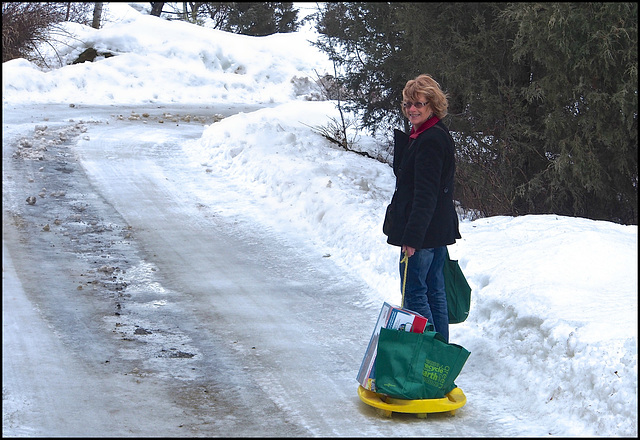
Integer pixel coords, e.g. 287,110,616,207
3,104,546,437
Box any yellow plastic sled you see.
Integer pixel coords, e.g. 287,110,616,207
357,385,466,418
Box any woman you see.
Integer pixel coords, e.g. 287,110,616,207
383,74,461,342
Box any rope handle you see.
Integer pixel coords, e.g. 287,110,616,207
400,251,409,307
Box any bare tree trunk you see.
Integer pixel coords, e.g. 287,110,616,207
150,2,165,17
92,2,103,29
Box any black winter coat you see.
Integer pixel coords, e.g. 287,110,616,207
383,120,461,249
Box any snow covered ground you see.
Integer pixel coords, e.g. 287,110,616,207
3,3,637,436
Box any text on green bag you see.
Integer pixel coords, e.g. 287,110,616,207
423,359,450,388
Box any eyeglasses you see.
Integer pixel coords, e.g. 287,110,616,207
402,101,428,109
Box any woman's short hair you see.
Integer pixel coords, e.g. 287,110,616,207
402,74,448,119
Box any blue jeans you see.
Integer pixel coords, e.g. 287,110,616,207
399,246,449,342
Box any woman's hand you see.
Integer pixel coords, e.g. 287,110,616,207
402,245,416,258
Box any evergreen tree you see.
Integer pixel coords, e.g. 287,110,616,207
315,2,638,224
503,2,637,223
164,2,298,36
224,2,298,36
315,3,409,130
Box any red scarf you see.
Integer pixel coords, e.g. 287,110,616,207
409,116,440,139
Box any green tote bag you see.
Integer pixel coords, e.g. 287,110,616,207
444,248,472,324
375,327,471,400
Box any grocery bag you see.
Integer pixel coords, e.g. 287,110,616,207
375,327,470,400
444,248,472,324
